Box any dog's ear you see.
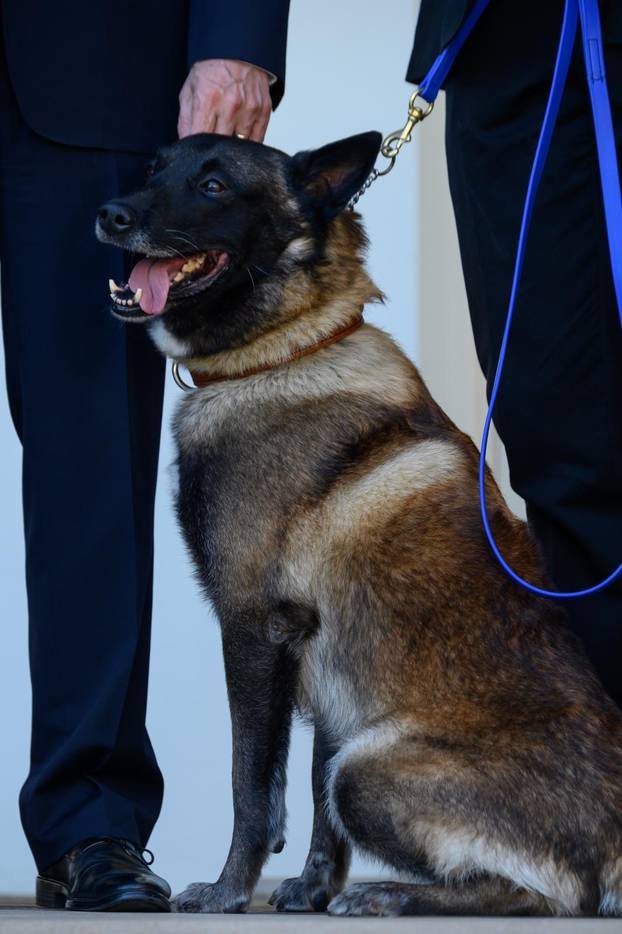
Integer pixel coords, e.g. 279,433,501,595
291,131,382,217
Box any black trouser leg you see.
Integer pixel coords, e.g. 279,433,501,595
0,63,165,869
444,0,622,704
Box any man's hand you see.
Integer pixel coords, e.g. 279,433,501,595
178,59,272,142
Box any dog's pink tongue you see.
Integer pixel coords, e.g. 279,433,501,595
129,258,185,315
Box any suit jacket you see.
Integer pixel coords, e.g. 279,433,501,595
407,0,622,87
1,0,290,153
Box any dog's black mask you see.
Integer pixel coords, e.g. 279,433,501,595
95,132,381,329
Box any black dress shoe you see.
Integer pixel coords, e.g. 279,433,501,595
36,838,171,912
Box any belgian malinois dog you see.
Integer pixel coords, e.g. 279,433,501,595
96,132,622,917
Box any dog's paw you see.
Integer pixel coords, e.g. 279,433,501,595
269,854,346,913
328,883,410,917
269,877,312,912
172,881,249,913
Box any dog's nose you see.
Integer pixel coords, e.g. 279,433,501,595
97,201,137,236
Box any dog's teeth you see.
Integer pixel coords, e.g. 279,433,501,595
181,256,204,274
173,272,185,282
134,288,143,302
109,279,122,293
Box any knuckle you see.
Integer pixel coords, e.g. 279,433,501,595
229,92,244,112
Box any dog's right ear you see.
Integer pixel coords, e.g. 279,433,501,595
291,131,382,217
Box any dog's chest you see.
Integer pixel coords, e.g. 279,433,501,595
172,391,332,604
174,440,282,602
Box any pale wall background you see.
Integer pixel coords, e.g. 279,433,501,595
0,0,520,896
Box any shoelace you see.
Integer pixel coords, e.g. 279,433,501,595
121,840,155,865
141,848,155,866
75,837,156,866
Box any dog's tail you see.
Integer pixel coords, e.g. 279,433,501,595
600,858,622,916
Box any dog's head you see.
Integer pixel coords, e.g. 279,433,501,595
95,131,381,354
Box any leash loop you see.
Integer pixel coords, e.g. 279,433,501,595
478,0,622,599
353,0,622,598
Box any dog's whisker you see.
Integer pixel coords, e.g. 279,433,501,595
165,228,202,252
246,266,256,292
164,244,187,261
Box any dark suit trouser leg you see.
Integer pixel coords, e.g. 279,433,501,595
0,68,165,870
444,0,622,704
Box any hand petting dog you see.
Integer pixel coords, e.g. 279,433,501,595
178,59,272,142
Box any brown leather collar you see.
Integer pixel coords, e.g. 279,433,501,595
187,314,365,387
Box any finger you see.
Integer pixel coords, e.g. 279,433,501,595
190,95,218,136
248,101,271,143
177,87,193,138
244,75,271,142
215,82,248,136
232,117,255,140
232,106,260,140
236,89,264,142
213,110,238,137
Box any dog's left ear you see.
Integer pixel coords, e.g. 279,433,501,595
291,131,382,217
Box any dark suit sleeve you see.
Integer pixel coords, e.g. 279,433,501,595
187,0,290,108
406,0,471,85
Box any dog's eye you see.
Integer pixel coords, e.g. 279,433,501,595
200,178,226,194
145,159,157,179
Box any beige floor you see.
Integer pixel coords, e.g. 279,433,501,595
2,894,622,934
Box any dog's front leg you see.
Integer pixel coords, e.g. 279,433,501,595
269,728,351,912
173,618,295,914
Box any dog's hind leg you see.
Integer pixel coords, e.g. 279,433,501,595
325,724,587,917
269,728,351,912
328,877,552,917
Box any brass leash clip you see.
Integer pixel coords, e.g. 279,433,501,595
347,86,435,208
380,87,434,163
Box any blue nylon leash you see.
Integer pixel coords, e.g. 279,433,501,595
419,0,622,599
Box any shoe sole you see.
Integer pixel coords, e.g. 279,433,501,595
36,877,171,912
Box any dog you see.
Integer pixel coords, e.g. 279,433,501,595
96,131,622,917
